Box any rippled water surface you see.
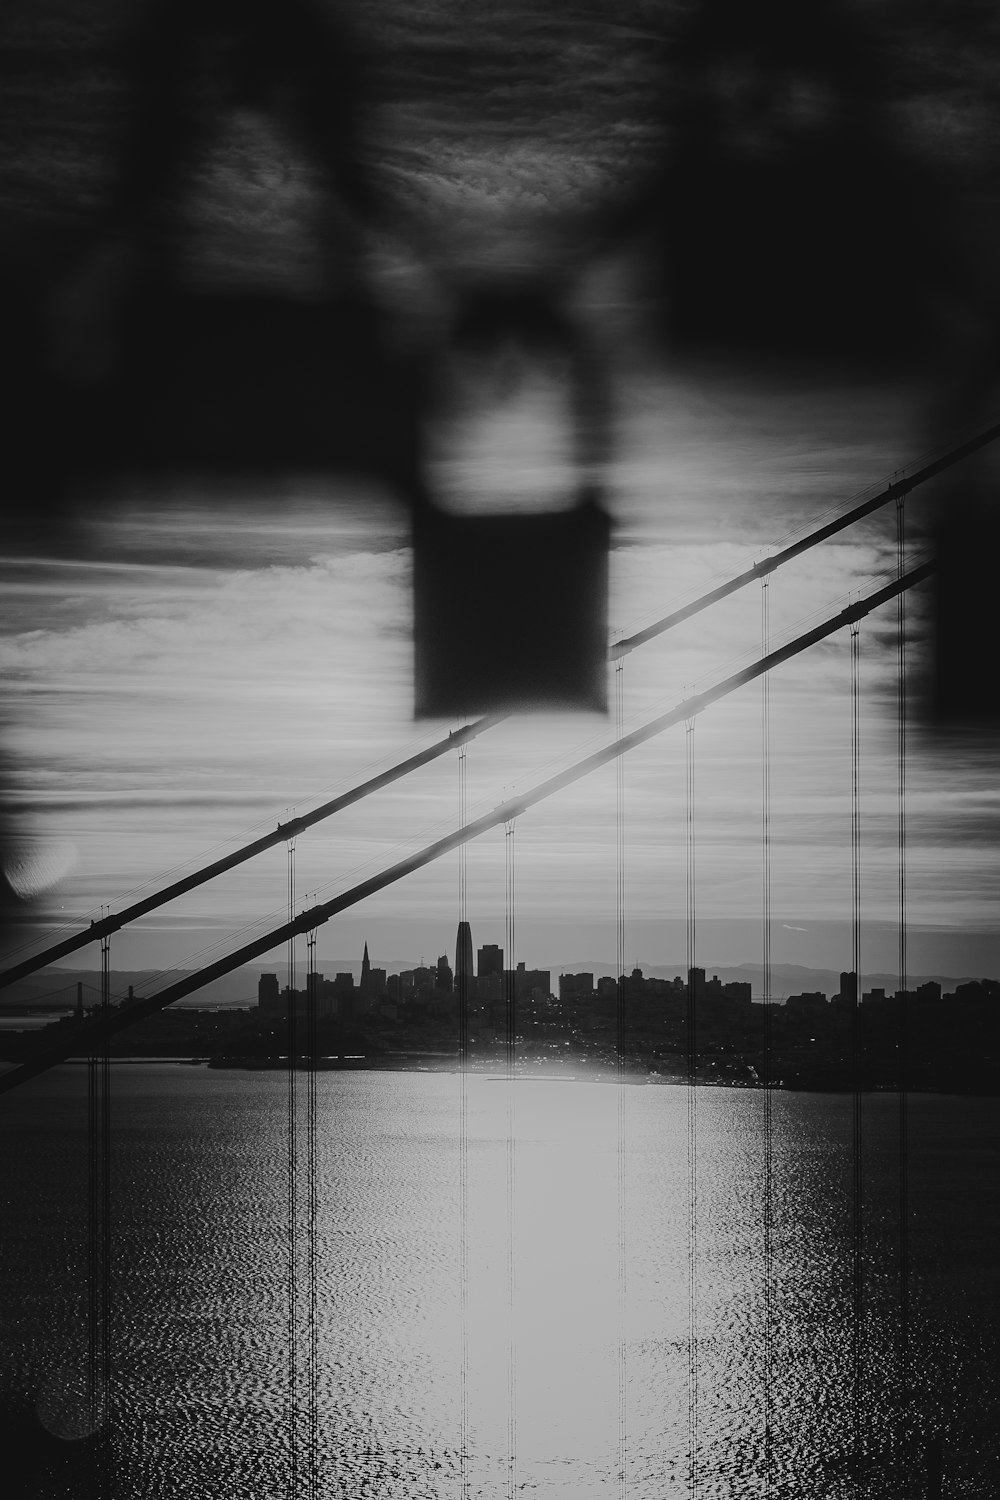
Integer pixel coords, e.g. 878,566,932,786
2,1067,999,1497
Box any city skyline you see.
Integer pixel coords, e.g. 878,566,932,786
20,873,1000,994
15,924,1000,1015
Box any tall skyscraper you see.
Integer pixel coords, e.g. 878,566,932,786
839,971,858,1005
360,941,372,995
455,921,474,989
258,973,280,1015
478,944,503,978
436,955,453,993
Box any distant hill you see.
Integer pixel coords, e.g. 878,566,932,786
0,967,260,1011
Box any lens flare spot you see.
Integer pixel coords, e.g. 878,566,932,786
3,838,79,898
36,1358,106,1441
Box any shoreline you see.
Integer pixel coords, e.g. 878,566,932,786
197,1054,1000,1096
3,1053,996,1097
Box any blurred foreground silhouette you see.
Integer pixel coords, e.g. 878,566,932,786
1,0,998,944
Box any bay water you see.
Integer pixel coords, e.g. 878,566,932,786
2,1067,998,1497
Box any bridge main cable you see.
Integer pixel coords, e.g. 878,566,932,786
610,419,1000,660
0,561,933,1095
0,716,506,989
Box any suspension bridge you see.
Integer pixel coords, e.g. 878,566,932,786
2,419,998,1500
2,417,998,1079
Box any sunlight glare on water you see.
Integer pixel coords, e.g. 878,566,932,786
3,1067,999,1498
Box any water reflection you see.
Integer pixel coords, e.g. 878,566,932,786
1,1068,997,1497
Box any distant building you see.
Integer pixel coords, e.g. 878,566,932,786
436,955,454,993
645,975,678,997
478,944,503,979
294,973,337,1020
455,922,474,993
836,971,858,1006
787,991,828,1014
514,962,550,1001
334,971,356,1020
478,970,504,1004
559,973,594,1003
258,973,281,1017
358,945,386,1002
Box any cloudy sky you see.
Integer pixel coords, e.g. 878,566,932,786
2,1,999,985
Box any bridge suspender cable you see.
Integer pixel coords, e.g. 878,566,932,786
896,496,911,1469
304,917,320,1500
3,419,996,991
761,575,775,1494
457,743,472,1500
0,561,934,1095
88,928,111,1480
684,711,699,1496
614,652,629,1499
850,619,866,1479
285,831,299,1495
503,815,517,1500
